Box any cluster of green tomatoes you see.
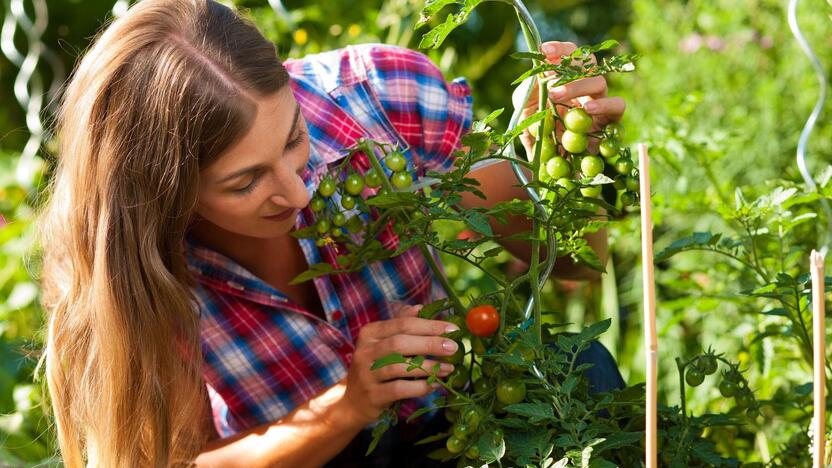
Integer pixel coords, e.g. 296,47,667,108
683,353,761,419
307,151,413,247
536,106,639,207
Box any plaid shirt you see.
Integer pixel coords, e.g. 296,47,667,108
187,43,473,438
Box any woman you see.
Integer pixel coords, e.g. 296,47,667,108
35,0,626,466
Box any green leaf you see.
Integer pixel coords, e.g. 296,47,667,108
417,0,487,49
414,430,450,445
477,431,506,464
289,225,319,239
510,51,547,61
654,232,722,262
504,402,555,422
473,108,505,132
365,191,421,208
418,298,452,319
575,245,605,272
463,210,493,237
289,263,335,285
370,352,407,370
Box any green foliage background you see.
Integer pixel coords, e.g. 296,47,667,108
0,0,830,465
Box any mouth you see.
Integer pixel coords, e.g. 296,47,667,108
264,208,296,221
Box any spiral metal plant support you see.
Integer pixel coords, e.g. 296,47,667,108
1,0,65,188
788,0,831,254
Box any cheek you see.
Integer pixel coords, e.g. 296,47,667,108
197,191,259,227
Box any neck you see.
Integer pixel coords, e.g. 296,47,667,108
187,218,296,284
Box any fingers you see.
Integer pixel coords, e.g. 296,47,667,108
363,316,458,341
371,334,459,361
539,41,577,63
371,359,454,382
549,75,607,104
373,379,438,404
583,96,626,122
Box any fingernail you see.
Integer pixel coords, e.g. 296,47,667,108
583,102,597,112
443,340,459,352
440,363,455,373
550,85,566,97
445,324,460,334
431,382,442,389
541,43,558,55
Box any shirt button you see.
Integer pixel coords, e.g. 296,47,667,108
331,310,343,321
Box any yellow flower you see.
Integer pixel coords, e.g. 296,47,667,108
293,28,308,46
347,24,361,38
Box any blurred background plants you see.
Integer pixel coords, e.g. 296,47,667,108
0,0,829,465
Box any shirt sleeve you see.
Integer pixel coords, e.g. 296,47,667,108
358,44,474,174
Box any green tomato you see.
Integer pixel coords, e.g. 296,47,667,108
465,445,480,460
613,175,626,190
471,336,486,356
446,435,466,454
391,171,412,189
316,219,330,234
473,377,488,393
364,168,383,188
507,342,535,372
344,174,364,196
444,408,458,423
452,422,471,439
318,178,337,198
340,195,356,210
309,197,326,212
384,152,407,172
332,212,347,227
345,216,363,233
685,369,704,387
329,227,343,238
580,185,602,198
462,407,481,431
746,407,760,419
315,238,326,247
605,122,624,138
619,191,637,206
736,392,754,409
540,135,557,163
580,155,604,178
556,177,577,191
496,379,526,405
719,379,736,398
440,341,465,364
625,175,640,192
561,130,588,154
448,366,470,389
701,356,718,375
614,157,634,175
564,107,594,134
546,157,571,179
599,138,621,159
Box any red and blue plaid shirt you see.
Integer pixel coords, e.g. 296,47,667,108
186,43,473,438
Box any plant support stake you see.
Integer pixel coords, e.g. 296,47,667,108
811,250,826,468
639,143,657,468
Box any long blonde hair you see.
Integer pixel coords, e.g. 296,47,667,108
34,0,290,465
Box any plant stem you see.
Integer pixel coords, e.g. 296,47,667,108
676,357,688,418
360,140,467,314
512,0,544,345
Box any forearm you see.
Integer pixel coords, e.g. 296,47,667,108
195,380,365,468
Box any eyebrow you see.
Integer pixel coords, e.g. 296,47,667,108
217,102,302,184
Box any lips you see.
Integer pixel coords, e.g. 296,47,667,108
264,209,295,221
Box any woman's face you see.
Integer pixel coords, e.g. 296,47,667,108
196,88,311,239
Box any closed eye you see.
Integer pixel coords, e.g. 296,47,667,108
232,130,307,195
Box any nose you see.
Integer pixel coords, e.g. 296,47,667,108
270,168,310,209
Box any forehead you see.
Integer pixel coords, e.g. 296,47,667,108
205,87,298,175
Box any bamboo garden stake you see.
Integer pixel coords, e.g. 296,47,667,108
811,250,826,468
639,143,657,468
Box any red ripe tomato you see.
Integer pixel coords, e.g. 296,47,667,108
465,305,499,337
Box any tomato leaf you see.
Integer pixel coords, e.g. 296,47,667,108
370,352,408,370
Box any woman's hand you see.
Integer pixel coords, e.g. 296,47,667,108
520,41,626,157
341,303,460,427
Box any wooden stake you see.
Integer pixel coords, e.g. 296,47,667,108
811,250,826,468
638,143,658,468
